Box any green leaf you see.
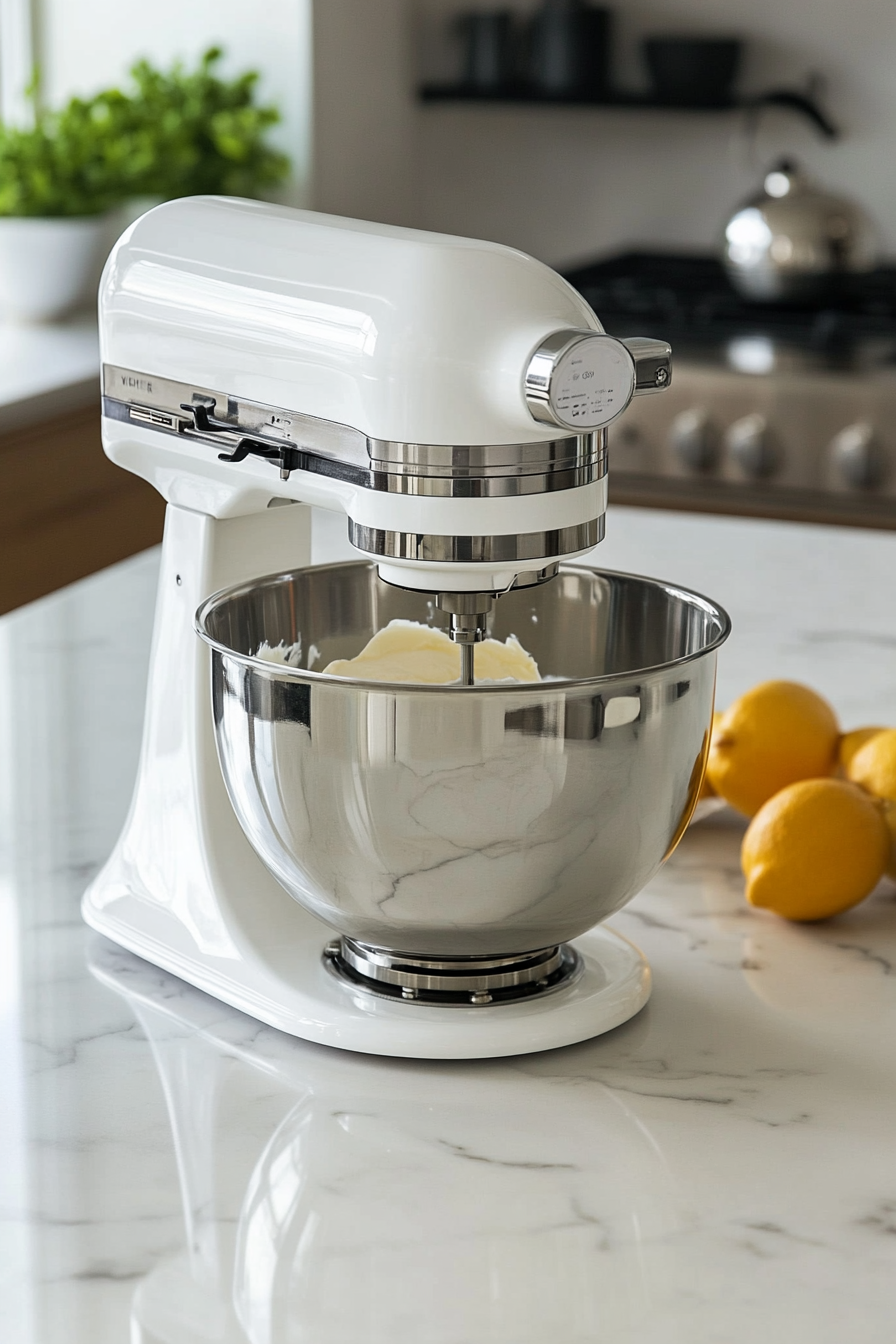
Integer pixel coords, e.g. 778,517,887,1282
0,46,291,216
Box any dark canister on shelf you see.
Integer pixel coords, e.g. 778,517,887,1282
643,36,742,107
528,0,612,99
455,10,517,93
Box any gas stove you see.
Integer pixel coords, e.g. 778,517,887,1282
564,252,896,528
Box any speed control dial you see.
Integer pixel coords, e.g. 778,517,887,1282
525,330,671,432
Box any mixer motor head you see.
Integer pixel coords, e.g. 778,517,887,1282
98,197,671,681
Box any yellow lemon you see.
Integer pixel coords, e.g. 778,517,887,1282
742,778,889,921
847,727,896,800
697,711,723,800
707,680,839,817
846,728,896,879
838,725,887,774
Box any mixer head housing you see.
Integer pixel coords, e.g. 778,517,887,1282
99,197,670,657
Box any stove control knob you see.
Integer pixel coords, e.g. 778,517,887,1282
830,422,887,489
725,412,778,478
669,408,718,471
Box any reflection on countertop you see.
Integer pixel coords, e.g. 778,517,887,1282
93,941,678,1344
1,505,896,1343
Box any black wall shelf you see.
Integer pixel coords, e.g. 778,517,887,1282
418,86,839,140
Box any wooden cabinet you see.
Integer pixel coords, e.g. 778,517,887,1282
0,400,165,614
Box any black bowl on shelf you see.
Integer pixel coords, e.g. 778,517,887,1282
643,36,742,107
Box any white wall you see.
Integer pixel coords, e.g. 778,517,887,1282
311,0,418,225
413,0,896,267
0,0,37,124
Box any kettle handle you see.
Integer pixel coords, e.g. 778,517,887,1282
743,89,839,140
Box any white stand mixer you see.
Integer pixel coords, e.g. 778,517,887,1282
82,198,699,1059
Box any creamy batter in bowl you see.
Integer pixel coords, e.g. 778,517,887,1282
196,561,729,960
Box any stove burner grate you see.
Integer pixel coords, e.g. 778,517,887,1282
564,252,896,358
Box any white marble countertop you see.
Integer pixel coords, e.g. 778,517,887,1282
0,313,99,431
1,505,895,1343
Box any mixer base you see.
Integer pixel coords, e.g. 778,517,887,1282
85,879,650,1058
312,926,650,1056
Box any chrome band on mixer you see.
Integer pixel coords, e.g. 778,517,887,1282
364,462,605,497
347,517,605,564
102,364,606,498
325,938,582,1006
367,433,604,472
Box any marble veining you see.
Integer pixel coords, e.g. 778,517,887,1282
1,506,896,1342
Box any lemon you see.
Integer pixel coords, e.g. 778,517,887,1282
847,727,896,800
846,728,896,879
838,726,887,774
707,679,839,817
742,778,889,921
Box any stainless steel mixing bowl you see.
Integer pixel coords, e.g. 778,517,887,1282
196,562,729,964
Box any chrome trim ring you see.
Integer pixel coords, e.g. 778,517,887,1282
367,432,601,471
369,459,606,497
347,516,605,564
343,940,564,990
325,938,582,1006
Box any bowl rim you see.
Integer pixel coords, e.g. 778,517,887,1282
194,559,731,694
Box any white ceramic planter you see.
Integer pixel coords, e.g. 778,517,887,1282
0,214,109,322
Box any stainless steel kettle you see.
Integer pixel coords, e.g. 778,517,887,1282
722,159,876,301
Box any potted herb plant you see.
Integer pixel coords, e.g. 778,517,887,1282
0,91,120,322
0,49,289,323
